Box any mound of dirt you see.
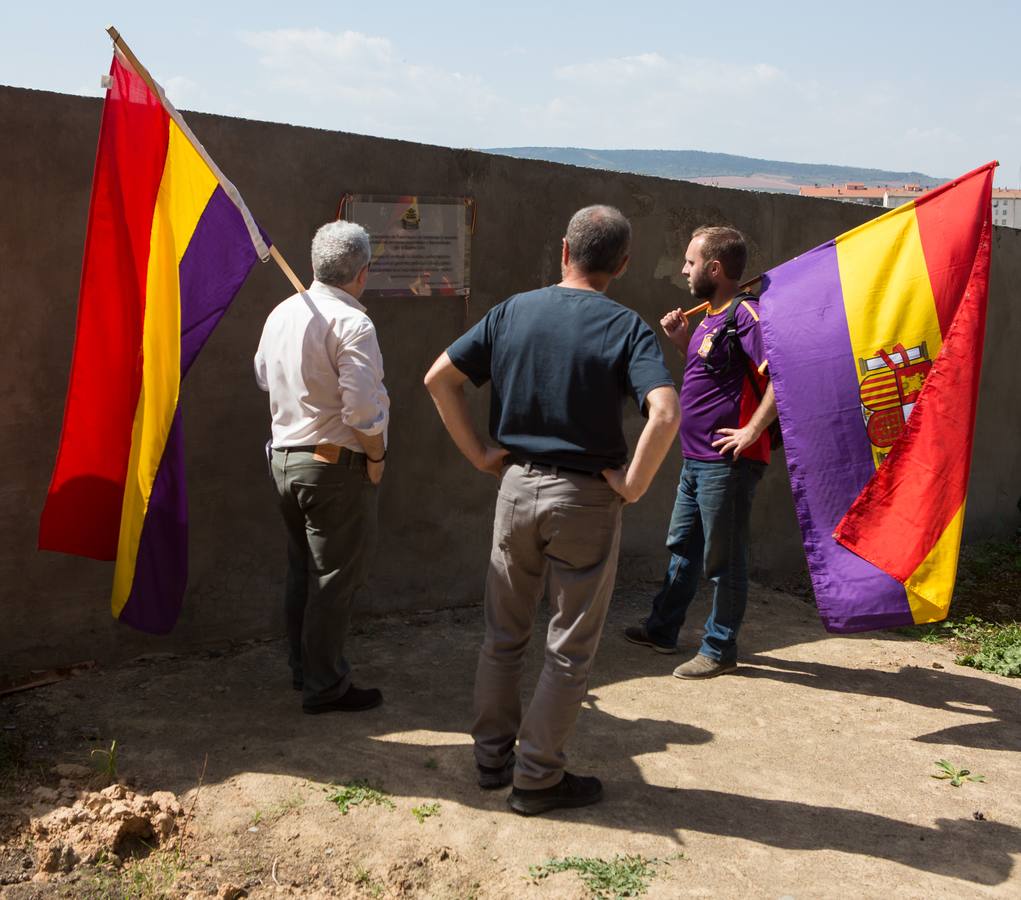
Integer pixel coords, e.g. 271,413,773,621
29,781,185,877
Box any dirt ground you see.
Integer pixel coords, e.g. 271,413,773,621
1,577,1019,899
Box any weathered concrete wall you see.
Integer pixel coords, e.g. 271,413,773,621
2,86,1018,677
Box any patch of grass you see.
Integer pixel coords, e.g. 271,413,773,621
529,854,668,899
411,801,440,824
903,615,1021,677
81,847,187,899
89,739,118,783
353,864,385,898
932,758,987,787
0,729,25,794
957,622,1021,677
326,780,395,816
424,756,439,770
250,791,306,828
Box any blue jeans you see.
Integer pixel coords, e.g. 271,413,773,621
645,458,764,663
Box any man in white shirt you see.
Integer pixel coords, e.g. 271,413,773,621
255,220,389,713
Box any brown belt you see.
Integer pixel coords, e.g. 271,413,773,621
274,443,361,465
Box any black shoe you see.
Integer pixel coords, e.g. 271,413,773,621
292,677,303,691
302,684,382,714
477,754,515,790
508,772,603,816
623,625,677,655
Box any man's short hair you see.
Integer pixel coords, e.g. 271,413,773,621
311,220,372,287
692,226,747,280
565,205,631,275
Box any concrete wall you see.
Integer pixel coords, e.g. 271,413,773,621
2,86,1018,678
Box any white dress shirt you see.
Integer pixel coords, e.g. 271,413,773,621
254,280,389,451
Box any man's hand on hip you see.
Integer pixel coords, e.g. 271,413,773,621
366,459,385,485
602,465,635,503
476,446,510,478
712,426,758,460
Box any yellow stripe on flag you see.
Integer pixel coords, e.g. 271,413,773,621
111,123,218,616
835,202,943,468
905,502,965,624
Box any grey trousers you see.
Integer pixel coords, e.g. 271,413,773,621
472,462,623,789
271,448,378,707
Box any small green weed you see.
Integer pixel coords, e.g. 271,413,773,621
529,854,668,899
0,729,25,794
81,846,186,898
326,780,395,815
250,791,305,827
424,756,439,770
90,739,118,782
411,801,440,824
353,864,385,897
932,759,987,787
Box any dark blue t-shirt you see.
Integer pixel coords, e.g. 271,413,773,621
446,285,674,472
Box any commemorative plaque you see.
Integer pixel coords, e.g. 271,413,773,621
336,194,474,298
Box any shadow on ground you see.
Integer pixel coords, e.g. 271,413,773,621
3,584,1019,890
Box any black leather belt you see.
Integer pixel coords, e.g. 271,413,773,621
512,459,604,480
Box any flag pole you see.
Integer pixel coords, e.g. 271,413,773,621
105,26,306,295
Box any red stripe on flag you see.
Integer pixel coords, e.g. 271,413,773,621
915,163,994,336
39,56,169,560
835,167,993,580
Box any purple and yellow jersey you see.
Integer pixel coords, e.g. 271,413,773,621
679,298,770,464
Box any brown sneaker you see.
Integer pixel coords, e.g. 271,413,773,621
672,654,736,679
623,625,677,654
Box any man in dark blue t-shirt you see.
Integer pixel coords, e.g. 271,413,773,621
425,205,679,816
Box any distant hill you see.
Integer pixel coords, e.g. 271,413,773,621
484,147,943,194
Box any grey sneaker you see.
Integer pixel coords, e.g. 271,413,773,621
672,654,736,679
623,625,677,654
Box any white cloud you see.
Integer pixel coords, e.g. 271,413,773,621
238,28,497,144
161,75,206,111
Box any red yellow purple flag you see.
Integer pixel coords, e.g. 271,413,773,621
759,163,994,632
38,48,270,633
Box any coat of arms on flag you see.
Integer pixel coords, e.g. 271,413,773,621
858,342,933,467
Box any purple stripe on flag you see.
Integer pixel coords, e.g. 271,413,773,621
118,188,264,633
118,409,187,634
759,242,913,633
180,186,264,375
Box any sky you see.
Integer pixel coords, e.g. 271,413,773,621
2,1,1019,186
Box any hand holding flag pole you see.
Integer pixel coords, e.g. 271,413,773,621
105,26,305,295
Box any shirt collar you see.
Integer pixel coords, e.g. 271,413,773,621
308,279,367,313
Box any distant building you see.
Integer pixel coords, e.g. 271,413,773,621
799,183,1021,229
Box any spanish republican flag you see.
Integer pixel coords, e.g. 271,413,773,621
759,163,994,633
39,50,270,633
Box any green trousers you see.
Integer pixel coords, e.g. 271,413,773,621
271,447,378,707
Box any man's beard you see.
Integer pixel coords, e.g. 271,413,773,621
689,269,716,300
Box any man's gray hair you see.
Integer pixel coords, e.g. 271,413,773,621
565,205,631,275
311,220,372,287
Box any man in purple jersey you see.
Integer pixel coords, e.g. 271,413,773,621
625,226,777,678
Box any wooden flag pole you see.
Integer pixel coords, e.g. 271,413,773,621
105,26,306,294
